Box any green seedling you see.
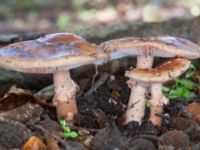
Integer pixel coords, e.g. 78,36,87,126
163,64,199,100
146,100,151,108
145,93,151,108
59,120,78,138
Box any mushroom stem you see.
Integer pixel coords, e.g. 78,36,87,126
136,55,154,69
149,83,163,127
123,83,147,124
123,55,154,124
53,71,78,120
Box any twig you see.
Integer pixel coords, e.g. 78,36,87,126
91,65,98,86
30,124,70,150
84,73,110,97
69,124,99,133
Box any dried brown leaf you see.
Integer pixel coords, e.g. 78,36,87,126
22,136,46,150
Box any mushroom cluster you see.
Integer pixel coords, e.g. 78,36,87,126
0,33,199,127
98,36,200,126
125,58,191,126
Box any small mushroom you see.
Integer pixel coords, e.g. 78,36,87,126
125,58,191,126
0,33,107,122
98,36,200,124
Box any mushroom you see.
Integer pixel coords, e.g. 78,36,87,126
37,32,86,43
125,58,191,126
99,36,200,61
0,33,107,122
98,36,200,124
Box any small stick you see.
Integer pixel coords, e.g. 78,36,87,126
69,124,99,133
84,73,110,97
91,65,98,86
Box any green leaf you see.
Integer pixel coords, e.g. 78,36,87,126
60,119,78,138
170,87,184,96
163,63,197,101
146,100,151,108
180,79,193,90
185,64,196,78
59,120,71,133
162,86,170,92
167,89,179,99
64,126,71,133
189,64,196,71
175,78,182,86
185,71,195,78
182,89,192,100
64,131,78,138
69,131,79,138
64,132,69,138
168,87,192,100
59,120,66,128
168,94,178,99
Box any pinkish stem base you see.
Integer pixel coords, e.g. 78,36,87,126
149,105,163,126
149,83,163,127
53,71,78,120
123,84,147,124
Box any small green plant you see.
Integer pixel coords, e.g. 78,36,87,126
162,64,197,100
146,99,151,108
59,120,78,138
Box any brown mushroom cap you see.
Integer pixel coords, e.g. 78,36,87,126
99,36,200,59
37,33,86,43
125,58,191,83
0,33,107,74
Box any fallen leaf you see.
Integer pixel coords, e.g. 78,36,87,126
0,93,35,112
0,103,43,124
6,85,30,95
46,138,60,150
0,86,54,113
187,102,200,125
22,136,46,150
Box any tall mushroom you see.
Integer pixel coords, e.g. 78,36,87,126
125,58,191,126
98,36,200,124
0,33,107,122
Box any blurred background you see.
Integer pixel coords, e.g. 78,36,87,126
0,0,200,34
